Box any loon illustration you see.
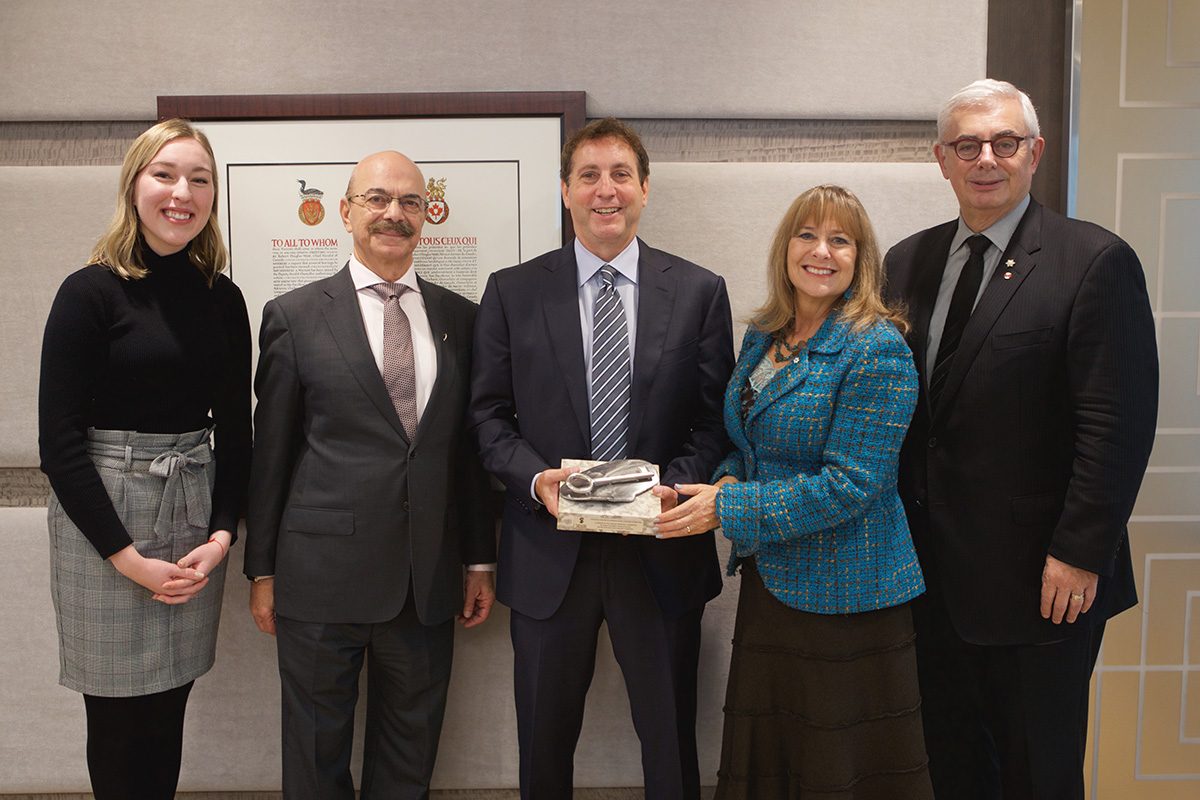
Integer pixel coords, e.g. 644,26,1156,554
297,179,324,199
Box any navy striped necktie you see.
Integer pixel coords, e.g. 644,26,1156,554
589,265,631,461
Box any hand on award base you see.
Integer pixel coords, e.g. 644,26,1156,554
653,484,679,513
654,476,738,538
535,465,580,519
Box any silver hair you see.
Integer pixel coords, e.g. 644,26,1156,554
937,79,1041,141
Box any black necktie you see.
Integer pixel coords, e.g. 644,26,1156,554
929,234,990,409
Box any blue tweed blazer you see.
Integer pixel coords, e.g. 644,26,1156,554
713,313,925,614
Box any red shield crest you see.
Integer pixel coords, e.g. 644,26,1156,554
298,198,325,226
426,200,449,225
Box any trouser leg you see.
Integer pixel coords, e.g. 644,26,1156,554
276,615,366,800
360,592,454,800
914,589,1104,800
511,537,605,799
912,591,1000,800
602,536,702,800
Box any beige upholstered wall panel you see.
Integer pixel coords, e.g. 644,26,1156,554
0,166,120,468
0,0,986,121
640,161,962,338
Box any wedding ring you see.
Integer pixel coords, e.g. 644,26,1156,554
1069,592,1085,602
686,525,692,533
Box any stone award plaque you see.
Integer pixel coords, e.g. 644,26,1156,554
556,458,661,536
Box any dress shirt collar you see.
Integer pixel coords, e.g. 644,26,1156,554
348,254,422,294
575,237,640,288
950,193,1030,256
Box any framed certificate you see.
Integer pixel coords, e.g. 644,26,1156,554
157,92,585,338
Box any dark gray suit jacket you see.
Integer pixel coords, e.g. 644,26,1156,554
884,199,1157,645
245,265,494,625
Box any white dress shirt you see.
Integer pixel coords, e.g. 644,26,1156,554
574,236,640,381
530,238,641,502
348,255,436,422
349,256,494,573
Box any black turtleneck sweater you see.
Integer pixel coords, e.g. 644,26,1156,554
38,246,252,559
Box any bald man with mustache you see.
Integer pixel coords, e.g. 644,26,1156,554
245,151,496,799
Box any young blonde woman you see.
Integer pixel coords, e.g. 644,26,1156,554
39,118,250,799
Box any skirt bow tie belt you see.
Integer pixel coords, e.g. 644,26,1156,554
87,438,215,541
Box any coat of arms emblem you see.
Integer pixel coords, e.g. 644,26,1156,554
296,179,325,226
425,177,450,225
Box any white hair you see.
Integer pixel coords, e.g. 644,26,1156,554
937,79,1041,141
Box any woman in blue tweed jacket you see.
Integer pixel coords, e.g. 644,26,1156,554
658,185,932,798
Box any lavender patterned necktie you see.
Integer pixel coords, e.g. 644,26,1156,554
368,282,419,439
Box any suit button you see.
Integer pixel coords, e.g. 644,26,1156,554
915,497,925,507
927,437,938,448
409,448,417,459
402,500,410,511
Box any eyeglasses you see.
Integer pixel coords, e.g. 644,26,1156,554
346,192,428,215
941,135,1033,161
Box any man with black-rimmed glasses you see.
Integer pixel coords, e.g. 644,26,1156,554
885,79,1158,799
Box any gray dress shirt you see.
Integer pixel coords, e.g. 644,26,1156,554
925,194,1031,380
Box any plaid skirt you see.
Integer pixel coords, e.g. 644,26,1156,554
48,428,227,697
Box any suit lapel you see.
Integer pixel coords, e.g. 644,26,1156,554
932,202,1043,425
321,264,410,442
416,276,453,442
908,222,957,388
628,242,676,449
723,332,766,455
541,244,591,446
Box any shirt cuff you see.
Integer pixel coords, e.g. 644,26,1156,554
530,472,544,505
467,563,497,572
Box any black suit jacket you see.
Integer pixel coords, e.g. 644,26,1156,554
884,199,1157,645
468,239,734,620
245,265,494,625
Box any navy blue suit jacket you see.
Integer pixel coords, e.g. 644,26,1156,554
468,239,734,619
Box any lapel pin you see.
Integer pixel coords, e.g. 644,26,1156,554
1003,271,1013,280
442,333,448,341
1003,259,1016,280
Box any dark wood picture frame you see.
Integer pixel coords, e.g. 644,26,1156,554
157,91,588,242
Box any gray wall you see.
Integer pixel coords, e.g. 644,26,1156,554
0,0,983,792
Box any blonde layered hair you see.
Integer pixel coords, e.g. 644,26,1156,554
89,119,227,285
751,184,908,336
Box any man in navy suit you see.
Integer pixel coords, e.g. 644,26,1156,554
885,80,1158,799
468,118,734,799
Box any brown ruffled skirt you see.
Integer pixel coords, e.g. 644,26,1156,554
714,561,933,799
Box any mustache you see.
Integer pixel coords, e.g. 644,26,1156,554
369,218,416,237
